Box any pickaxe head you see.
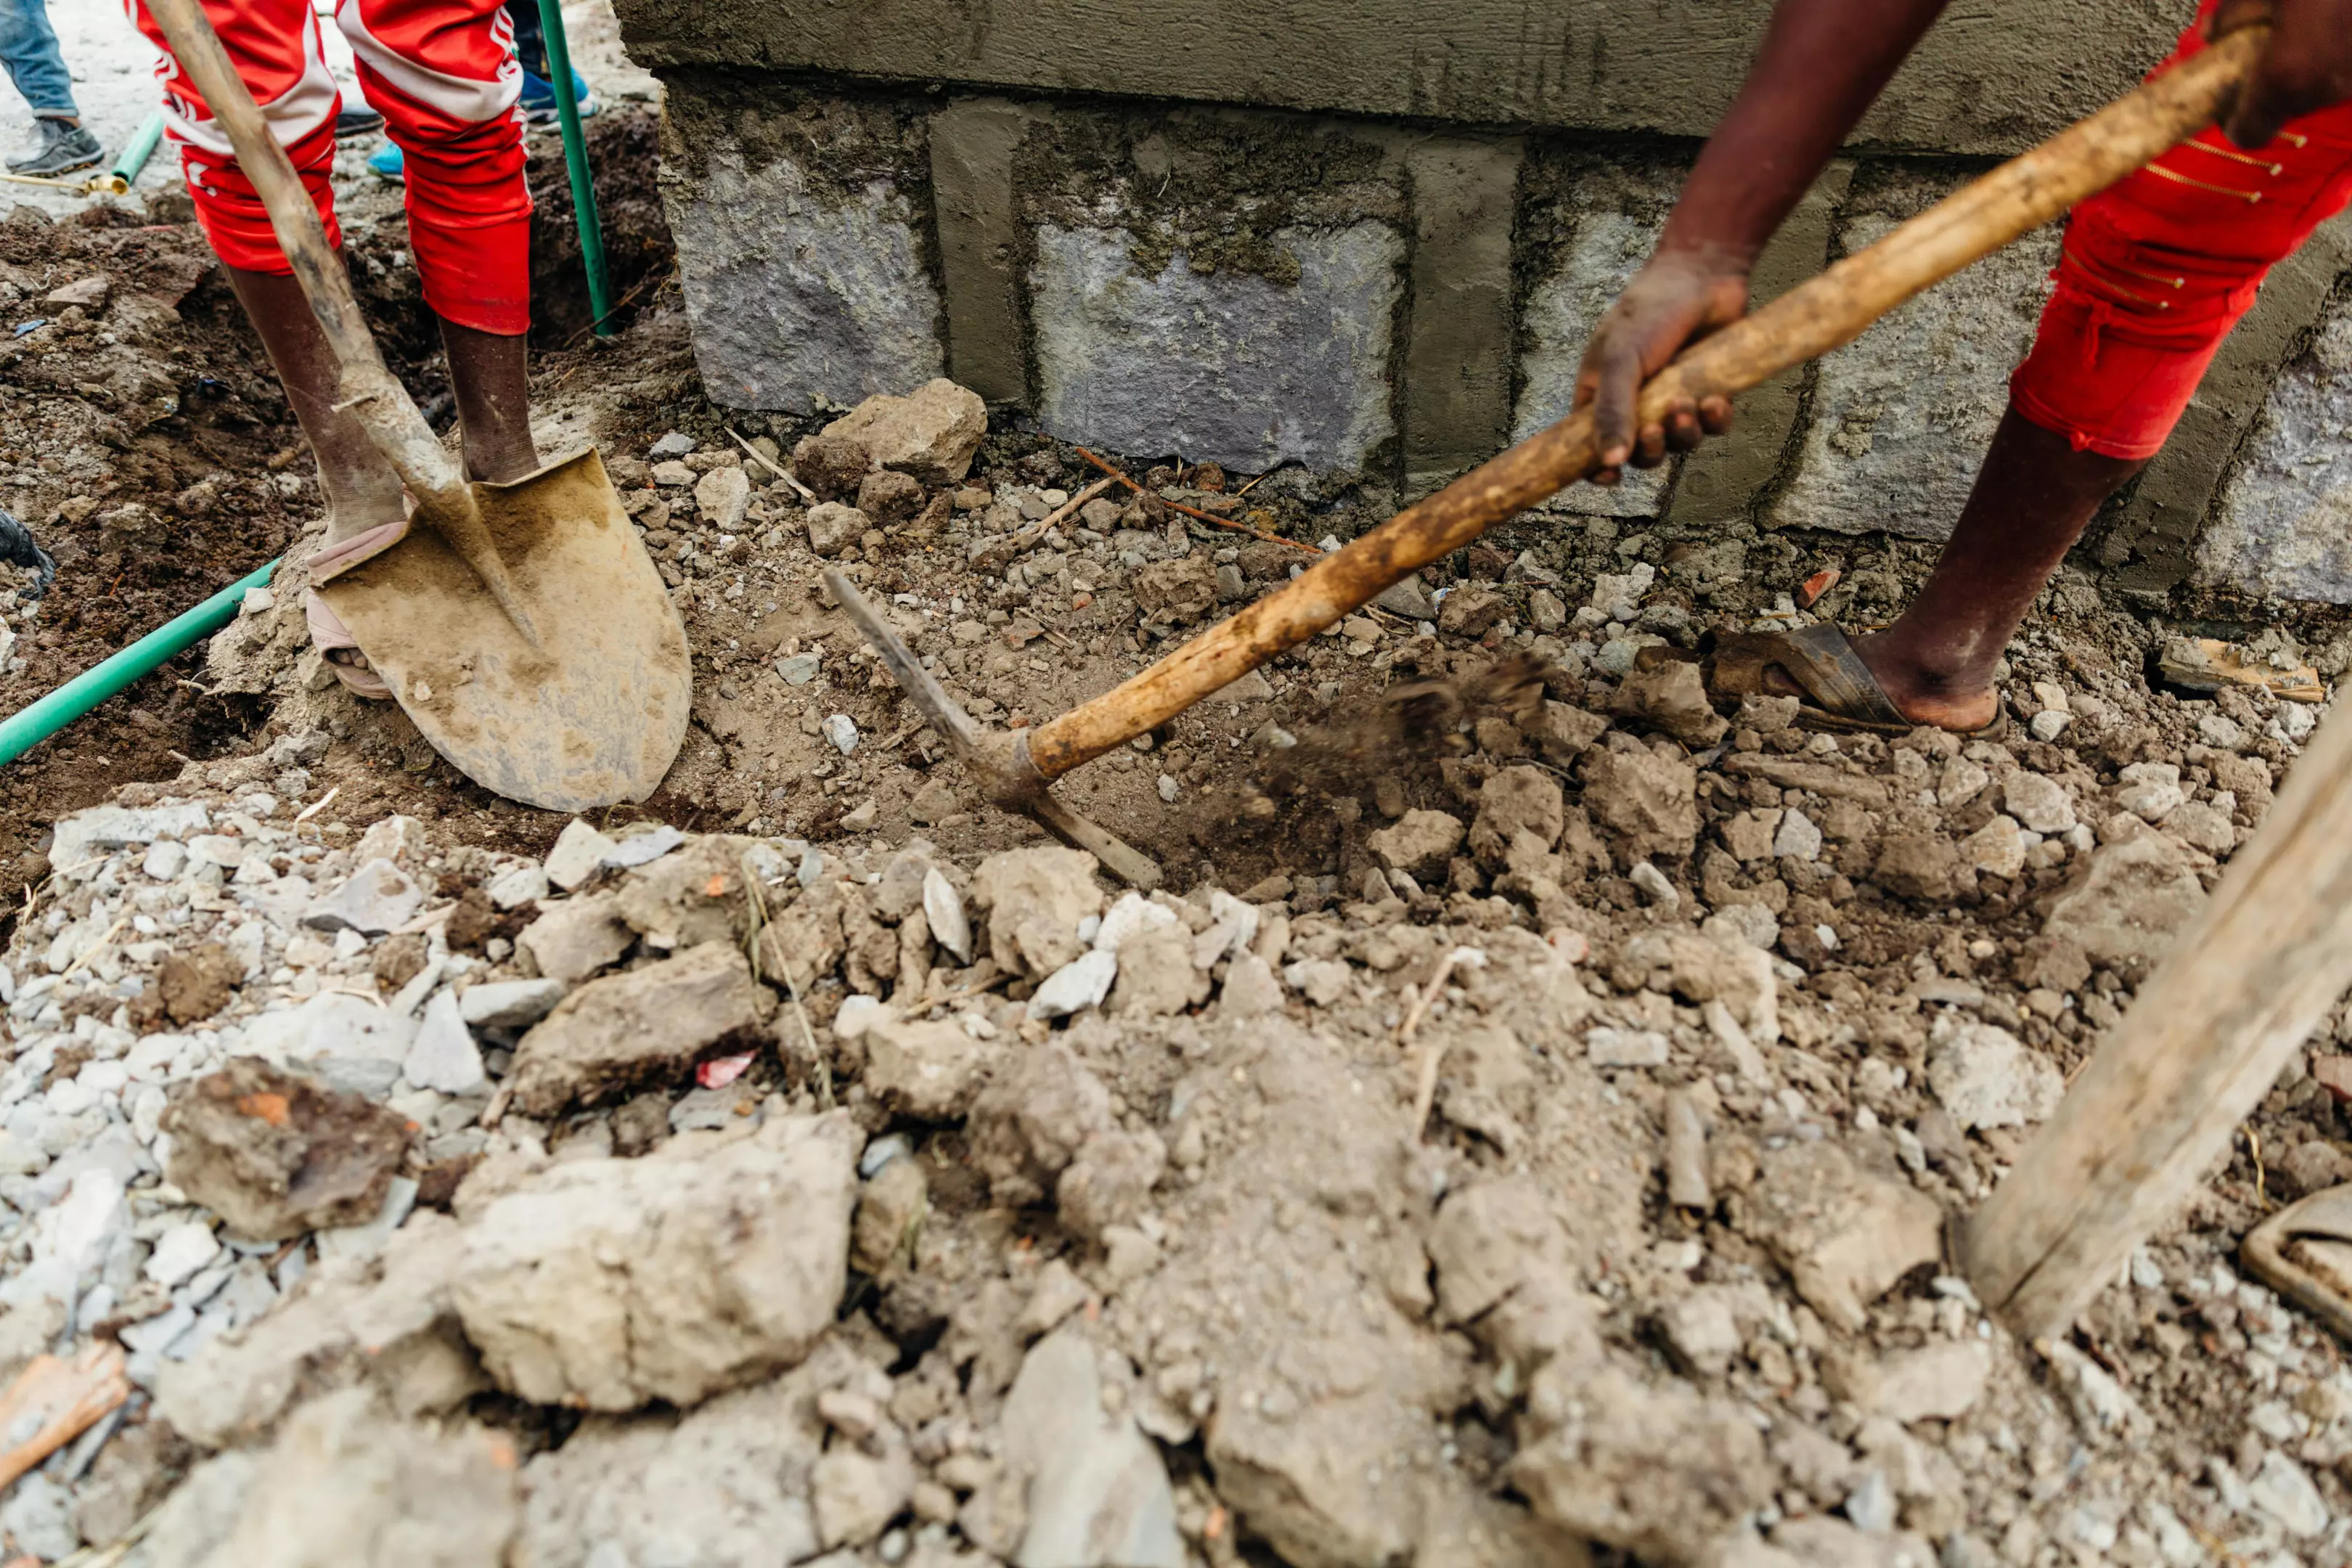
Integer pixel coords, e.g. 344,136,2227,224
824,570,1164,889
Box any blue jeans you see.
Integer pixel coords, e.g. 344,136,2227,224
0,0,76,120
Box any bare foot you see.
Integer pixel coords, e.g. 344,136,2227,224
1754,636,2001,732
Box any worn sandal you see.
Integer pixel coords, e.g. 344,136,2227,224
1644,623,2006,739
303,518,412,701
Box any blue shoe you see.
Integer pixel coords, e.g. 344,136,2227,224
367,142,404,182
519,68,596,123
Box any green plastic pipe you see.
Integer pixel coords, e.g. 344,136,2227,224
0,558,277,767
534,0,614,337
110,113,166,191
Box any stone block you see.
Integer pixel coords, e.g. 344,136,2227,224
2198,303,2352,603
1769,171,2057,539
1030,224,1402,473
666,146,944,412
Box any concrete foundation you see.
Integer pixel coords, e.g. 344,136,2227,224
618,1,2352,609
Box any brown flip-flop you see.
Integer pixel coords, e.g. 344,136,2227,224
303,517,412,701
2245,1184,2352,1344
1641,623,2007,739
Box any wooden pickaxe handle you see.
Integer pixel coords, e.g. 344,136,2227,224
1024,25,2265,780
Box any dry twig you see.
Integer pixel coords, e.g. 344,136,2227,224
1402,946,1487,1141
1075,448,1320,555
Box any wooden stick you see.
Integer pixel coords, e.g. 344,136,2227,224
1964,694,2352,1339
1074,449,1321,555
1020,29,2263,783
0,1344,128,1495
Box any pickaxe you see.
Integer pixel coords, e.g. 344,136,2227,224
834,27,2262,886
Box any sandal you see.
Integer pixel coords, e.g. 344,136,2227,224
2245,1184,2352,1344
1642,623,2008,739
304,518,411,701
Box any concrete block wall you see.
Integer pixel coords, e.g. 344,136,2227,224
624,0,2352,608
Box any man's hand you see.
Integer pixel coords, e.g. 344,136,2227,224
1574,248,1749,483
2217,0,2352,148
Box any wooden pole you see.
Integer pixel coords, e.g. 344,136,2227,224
1020,28,2264,782
1965,698,2352,1338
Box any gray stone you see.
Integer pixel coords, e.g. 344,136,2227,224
923,868,972,963
1926,1015,2060,1132
1586,1027,1669,1069
1375,575,1437,619
648,432,696,459
1002,1328,1185,1568
822,713,860,755
1,1472,77,1561
146,1219,221,1288
666,147,944,412
486,862,548,910
2248,1450,2331,1538
505,942,775,1118
2001,771,2076,836
543,820,616,891
405,990,486,1096
518,894,634,985
1850,1339,1992,1425
2043,834,2207,969
303,859,425,936
2200,307,2352,603
1365,809,1466,879
605,824,686,870
244,992,422,1079
1031,224,1402,473
458,979,567,1029
1029,948,1119,1021
454,1111,862,1410
50,801,209,871
1769,173,2059,539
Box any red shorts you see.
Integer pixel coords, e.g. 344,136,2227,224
126,0,531,335
2010,1,2352,458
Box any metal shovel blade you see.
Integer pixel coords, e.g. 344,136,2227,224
314,446,690,810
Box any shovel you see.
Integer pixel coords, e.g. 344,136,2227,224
145,0,690,812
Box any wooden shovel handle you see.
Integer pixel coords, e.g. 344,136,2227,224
1024,25,2265,780
143,0,469,513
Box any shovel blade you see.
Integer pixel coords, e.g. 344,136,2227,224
316,446,691,810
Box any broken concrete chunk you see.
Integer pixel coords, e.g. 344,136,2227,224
505,942,774,1118
1747,1142,1943,1331
1925,1015,2062,1132
303,858,423,936
162,1058,416,1242
819,377,987,483
1003,1328,1185,1568
970,846,1103,978
1366,809,1466,879
2042,833,2207,968
517,892,634,984
2001,771,2076,836
156,1212,483,1449
542,819,616,891
1581,746,1700,864
1509,1363,1775,1563
404,989,486,1096
454,1112,861,1410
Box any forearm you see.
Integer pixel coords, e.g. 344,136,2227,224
1659,0,1952,265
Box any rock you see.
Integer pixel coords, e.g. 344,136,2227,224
1376,576,1437,619
812,1440,915,1549
1106,927,1206,1017
1534,701,1612,765
852,1158,927,1278
542,820,617,891
1848,1340,1992,1424
791,429,873,499
454,1111,860,1410
909,777,960,825
819,378,987,483
1438,584,1506,637
1366,809,1467,879
1704,903,1779,952
864,1016,1001,1120
1057,1126,1167,1241
1582,746,1700,863
1872,833,1962,902
155,1212,483,1448
967,1045,1112,1209
1469,766,1565,867
504,942,775,1118
517,894,633,984
139,1388,518,1567
1615,928,1778,1040
163,1059,416,1241
694,465,751,531
1586,1027,1669,1068
49,801,208,871
1509,1364,1775,1562
854,467,926,526
2115,761,2187,822
1001,1328,1185,1568
457,979,566,1030
242,992,420,1095
1656,1288,1744,1377
486,862,548,910
1925,1016,2061,1132
1774,808,1824,861
1961,814,2026,878
145,1219,221,1288
2163,799,2237,855
303,859,425,936
922,868,972,963
2043,834,2207,968
157,942,240,1025
1747,1141,1943,1331
405,989,486,1096
1610,661,1729,747
1219,951,1285,1018
806,502,870,557
2001,772,2076,836
2248,1450,2330,1538
971,846,1103,979
1131,557,1220,622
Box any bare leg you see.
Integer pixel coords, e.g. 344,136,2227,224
440,319,537,483
1792,408,2146,731
226,264,406,547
